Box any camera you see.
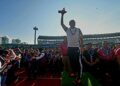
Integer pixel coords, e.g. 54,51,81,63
58,8,67,14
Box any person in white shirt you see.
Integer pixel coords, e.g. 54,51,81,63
59,8,83,85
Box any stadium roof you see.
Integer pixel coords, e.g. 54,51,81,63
38,36,64,39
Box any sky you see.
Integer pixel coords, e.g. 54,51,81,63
0,0,120,44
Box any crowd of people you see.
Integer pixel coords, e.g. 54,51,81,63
0,41,120,86
82,41,120,86
0,47,63,86
60,38,120,86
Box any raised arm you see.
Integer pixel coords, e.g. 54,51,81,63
36,53,45,60
0,63,7,73
59,8,68,31
61,14,68,31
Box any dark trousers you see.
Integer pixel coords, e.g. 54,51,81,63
68,47,80,78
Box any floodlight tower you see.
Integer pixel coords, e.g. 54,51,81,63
33,26,38,45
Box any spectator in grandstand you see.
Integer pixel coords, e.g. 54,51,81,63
60,36,71,73
20,49,30,68
49,49,56,74
114,43,120,71
53,49,63,75
97,41,118,85
2,49,19,86
82,43,99,78
13,48,22,68
19,48,35,79
0,49,8,66
98,41,114,61
0,49,9,86
94,43,100,51
36,50,45,60
60,8,83,85
27,51,38,79
115,43,120,63
36,50,46,75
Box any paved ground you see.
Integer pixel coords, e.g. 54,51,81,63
11,70,61,86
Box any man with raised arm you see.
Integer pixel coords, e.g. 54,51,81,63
59,8,83,85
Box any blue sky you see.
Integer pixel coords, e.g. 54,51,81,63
0,0,120,44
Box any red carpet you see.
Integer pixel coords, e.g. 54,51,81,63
11,70,61,86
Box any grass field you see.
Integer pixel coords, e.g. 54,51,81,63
61,71,101,86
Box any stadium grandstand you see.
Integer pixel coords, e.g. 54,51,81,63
38,32,120,48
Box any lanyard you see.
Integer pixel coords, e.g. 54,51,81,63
88,49,94,62
102,47,111,56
